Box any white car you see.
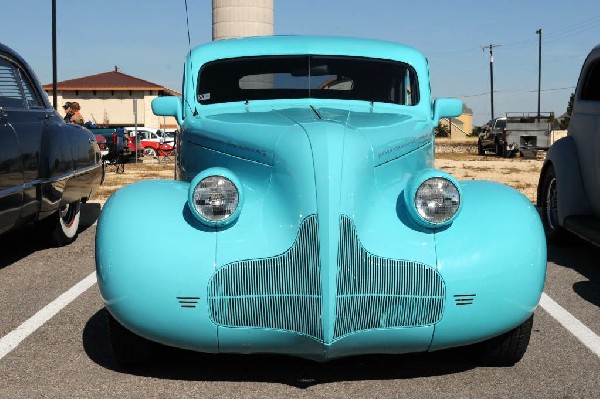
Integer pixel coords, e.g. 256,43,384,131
537,44,600,246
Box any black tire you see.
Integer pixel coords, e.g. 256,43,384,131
477,315,534,367
495,141,504,157
106,310,162,366
37,200,81,246
477,139,484,155
539,165,567,243
143,147,157,157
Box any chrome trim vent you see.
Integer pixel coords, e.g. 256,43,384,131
334,215,446,339
454,294,476,306
208,215,322,340
177,296,200,308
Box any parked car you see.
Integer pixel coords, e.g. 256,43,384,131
124,127,175,157
0,42,103,245
96,36,546,366
538,44,600,246
94,134,109,158
479,113,554,157
123,129,143,158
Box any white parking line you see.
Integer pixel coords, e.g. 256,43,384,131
0,272,97,361
539,292,600,358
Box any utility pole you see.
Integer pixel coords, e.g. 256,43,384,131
52,0,57,110
481,44,501,120
536,29,542,121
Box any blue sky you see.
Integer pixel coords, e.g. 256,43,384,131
1,0,598,126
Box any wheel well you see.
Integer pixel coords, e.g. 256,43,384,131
537,161,553,207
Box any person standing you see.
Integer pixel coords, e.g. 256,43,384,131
62,102,73,123
69,102,84,125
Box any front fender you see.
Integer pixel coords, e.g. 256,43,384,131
539,136,591,224
95,180,219,352
431,180,547,350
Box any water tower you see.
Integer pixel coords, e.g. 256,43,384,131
212,0,274,41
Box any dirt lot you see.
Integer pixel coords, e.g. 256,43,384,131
95,152,543,204
435,152,543,203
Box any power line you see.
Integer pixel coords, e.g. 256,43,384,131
455,85,575,98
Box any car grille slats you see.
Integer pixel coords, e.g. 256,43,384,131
208,215,323,340
208,214,445,342
334,215,445,339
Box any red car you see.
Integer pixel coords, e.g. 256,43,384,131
141,138,175,157
124,131,144,157
124,127,175,158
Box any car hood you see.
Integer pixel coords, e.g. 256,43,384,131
184,105,433,167
180,105,438,301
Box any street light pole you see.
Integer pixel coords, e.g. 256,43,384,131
536,29,542,121
52,0,57,110
481,44,501,120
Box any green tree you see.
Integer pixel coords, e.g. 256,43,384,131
435,122,450,137
560,92,574,130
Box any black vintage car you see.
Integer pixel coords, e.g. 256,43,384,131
0,42,103,245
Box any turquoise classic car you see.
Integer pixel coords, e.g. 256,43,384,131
95,36,546,366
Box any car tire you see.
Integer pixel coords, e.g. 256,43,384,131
106,309,163,366
37,200,81,246
539,165,567,243
477,314,534,367
144,147,157,157
477,139,484,155
495,141,504,157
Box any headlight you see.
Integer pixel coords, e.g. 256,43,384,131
404,170,461,228
415,178,460,223
188,168,243,227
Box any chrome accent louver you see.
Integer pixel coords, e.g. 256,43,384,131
334,215,445,339
177,296,200,308
454,294,476,306
208,215,322,340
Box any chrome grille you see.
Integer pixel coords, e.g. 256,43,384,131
334,215,445,339
208,215,323,340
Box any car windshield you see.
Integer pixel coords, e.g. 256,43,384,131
197,55,419,105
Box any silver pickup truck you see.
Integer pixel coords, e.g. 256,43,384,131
537,44,600,246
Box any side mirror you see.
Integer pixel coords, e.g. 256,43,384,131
152,96,183,125
432,98,463,125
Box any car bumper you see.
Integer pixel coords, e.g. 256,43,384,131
96,179,546,360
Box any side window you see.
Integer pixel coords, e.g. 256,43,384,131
0,57,25,108
18,69,44,109
0,56,44,109
581,59,600,101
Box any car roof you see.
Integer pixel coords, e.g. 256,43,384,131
189,35,428,70
124,127,158,133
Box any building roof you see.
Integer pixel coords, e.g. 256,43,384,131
43,68,178,95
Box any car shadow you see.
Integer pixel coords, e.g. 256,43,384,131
0,202,101,270
547,241,600,308
82,309,478,387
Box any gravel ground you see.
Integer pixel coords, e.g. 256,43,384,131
435,152,543,203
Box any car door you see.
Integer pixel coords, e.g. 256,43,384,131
0,108,24,233
0,51,56,221
572,51,600,216
0,56,26,233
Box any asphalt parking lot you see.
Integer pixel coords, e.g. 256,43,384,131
0,203,598,398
